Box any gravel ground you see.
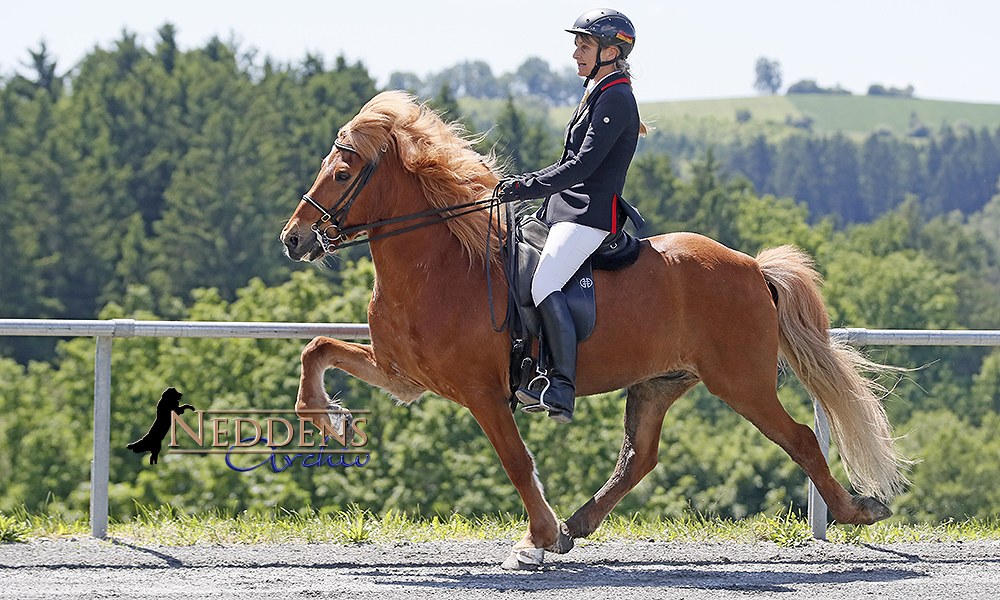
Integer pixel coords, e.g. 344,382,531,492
1,538,999,599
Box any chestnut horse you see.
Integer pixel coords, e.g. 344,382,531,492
279,91,906,569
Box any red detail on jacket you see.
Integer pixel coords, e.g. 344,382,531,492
600,77,629,91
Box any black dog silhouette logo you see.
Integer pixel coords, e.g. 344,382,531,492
127,387,195,464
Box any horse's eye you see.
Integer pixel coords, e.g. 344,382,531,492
335,171,351,182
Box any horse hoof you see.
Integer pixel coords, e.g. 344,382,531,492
501,548,544,570
852,496,893,524
324,400,354,445
545,524,574,554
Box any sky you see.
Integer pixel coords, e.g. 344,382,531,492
1,0,998,105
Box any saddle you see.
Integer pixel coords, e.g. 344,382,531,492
503,203,645,404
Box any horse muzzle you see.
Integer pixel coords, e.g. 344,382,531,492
281,226,326,262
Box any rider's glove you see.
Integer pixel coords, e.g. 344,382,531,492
496,177,523,202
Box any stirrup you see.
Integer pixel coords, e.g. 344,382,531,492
517,374,551,413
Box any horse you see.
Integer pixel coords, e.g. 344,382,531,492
279,90,907,569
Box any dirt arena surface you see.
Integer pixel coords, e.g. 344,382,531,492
1,538,998,599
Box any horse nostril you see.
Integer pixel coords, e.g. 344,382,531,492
287,233,299,249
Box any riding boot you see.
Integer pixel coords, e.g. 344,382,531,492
515,291,577,423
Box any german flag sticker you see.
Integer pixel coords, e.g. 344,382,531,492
616,30,634,43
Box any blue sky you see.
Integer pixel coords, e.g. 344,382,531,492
2,0,998,104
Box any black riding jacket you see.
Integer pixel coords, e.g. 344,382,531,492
516,72,640,233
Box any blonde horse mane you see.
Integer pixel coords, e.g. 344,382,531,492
338,90,503,263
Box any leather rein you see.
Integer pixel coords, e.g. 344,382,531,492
300,140,507,253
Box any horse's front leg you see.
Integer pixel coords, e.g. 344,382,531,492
296,336,425,436
466,399,572,569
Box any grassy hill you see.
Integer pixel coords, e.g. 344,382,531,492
550,95,1000,138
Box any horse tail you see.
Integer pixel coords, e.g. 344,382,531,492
756,245,909,501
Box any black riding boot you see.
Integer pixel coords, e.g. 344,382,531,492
515,291,577,423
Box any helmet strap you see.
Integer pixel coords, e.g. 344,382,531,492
585,44,618,87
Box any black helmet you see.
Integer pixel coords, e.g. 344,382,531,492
566,8,636,59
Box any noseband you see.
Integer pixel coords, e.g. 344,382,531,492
300,140,381,254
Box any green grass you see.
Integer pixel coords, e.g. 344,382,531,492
786,95,1000,135
0,512,32,543
4,505,1000,547
551,95,1000,139
636,96,800,127
456,94,999,147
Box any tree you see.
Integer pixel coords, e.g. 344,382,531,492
428,61,502,99
386,71,424,94
772,136,822,215
156,23,178,75
623,153,681,235
491,95,559,173
729,135,774,196
786,79,851,95
388,57,580,107
754,57,782,95
858,133,903,218
819,133,861,223
867,84,915,98
507,57,580,107
894,410,1000,521
426,82,461,123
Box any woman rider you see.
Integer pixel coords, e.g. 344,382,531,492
498,8,643,423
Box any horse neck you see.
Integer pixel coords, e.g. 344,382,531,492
364,171,490,300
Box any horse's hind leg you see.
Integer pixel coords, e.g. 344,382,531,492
563,374,698,541
708,376,892,525
296,336,425,434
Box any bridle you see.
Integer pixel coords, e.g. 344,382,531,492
300,140,382,254
297,140,511,253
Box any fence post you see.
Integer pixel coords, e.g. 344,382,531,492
807,397,831,540
91,335,113,539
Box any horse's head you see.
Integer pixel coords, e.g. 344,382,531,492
280,90,502,264
280,138,383,262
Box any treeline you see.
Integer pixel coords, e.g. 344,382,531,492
0,28,378,361
1,31,1000,525
388,57,581,107
641,126,1000,224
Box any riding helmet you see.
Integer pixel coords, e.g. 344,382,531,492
566,8,636,59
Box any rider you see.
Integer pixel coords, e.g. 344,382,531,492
498,8,642,423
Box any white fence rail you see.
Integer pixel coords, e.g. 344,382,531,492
1,319,999,540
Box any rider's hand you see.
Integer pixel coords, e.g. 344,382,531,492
496,177,523,202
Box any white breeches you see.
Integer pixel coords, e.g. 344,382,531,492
530,221,608,307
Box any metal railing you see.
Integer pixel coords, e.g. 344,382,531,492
0,319,370,539
1,319,998,540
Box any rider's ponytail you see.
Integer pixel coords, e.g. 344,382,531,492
615,56,649,136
